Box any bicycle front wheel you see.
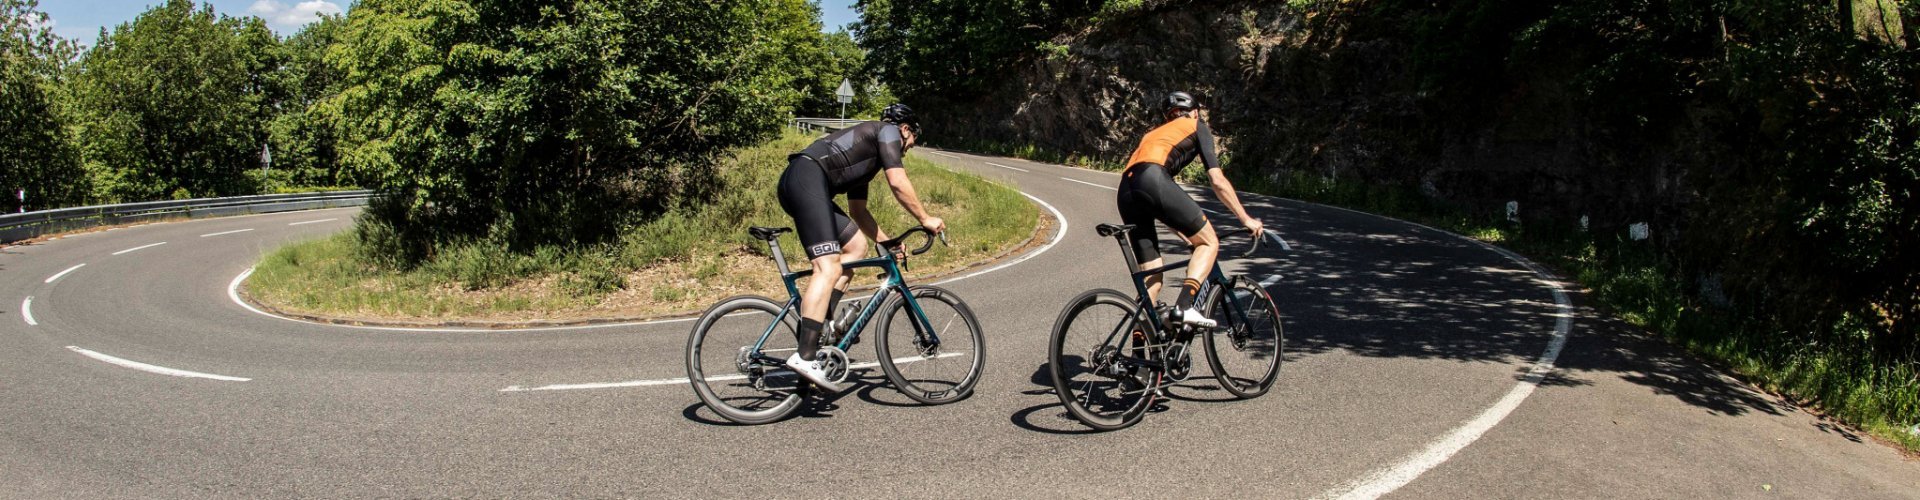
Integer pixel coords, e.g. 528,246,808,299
1049,289,1159,431
876,285,985,404
685,295,805,425
1204,275,1284,399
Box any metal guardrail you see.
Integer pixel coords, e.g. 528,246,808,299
792,117,863,134
0,189,373,244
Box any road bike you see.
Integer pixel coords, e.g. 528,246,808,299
1048,223,1284,430
686,225,985,424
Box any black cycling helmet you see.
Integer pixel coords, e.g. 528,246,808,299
881,103,921,135
1164,91,1196,114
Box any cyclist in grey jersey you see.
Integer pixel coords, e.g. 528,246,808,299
775,104,946,391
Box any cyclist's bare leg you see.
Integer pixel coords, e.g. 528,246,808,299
1141,258,1166,300
834,233,867,294
1177,223,1220,315
798,254,844,360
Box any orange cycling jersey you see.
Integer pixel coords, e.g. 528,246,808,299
1124,115,1220,177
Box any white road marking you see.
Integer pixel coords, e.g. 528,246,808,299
1258,275,1282,289
1309,203,1574,500
928,151,961,159
929,191,1068,286
985,162,1029,172
288,218,339,226
22,297,37,326
1058,177,1115,191
111,241,167,255
45,263,84,284
65,346,252,382
500,353,963,392
200,228,254,237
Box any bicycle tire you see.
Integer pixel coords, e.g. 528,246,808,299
685,295,806,425
876,285,985,404
1049,288,1160,431
1203,275,1284,399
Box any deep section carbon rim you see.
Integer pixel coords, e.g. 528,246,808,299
877,285,985,404
1049,289,1158,430
685,295,805,425
1204,276,1284,398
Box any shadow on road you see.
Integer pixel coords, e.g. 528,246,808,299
1133,191,1791,419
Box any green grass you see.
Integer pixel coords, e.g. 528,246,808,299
967,139,1920,452
246,131,1040,322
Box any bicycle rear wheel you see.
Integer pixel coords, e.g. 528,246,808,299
1049,289,1159,431
1203,275,1284,399
685,295,805,424
876,285,985,404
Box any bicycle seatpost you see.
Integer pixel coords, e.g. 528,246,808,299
767,239,792,275
1114,229,1143,275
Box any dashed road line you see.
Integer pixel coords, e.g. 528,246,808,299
112,242,167,255
45,264,84,284
1058,177,1114,191
200,228,254,237
65,346,252,382
22,297,37,326
985,162,1029,172
288,218,339,226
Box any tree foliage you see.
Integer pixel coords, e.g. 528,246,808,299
0,0,86,211
327,0,826,261
265,14,347,190
67,0,285,202
854,0,1104,104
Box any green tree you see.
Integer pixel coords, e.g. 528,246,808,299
327,0,824,261
265,13,347,190
853,0,1106,106
67,0,285,202
0,0,86,211
794,30,888,118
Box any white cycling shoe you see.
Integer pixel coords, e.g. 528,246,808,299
1177,307,1217,328
784,353,845,392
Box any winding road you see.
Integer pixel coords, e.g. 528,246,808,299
3,150,1915,498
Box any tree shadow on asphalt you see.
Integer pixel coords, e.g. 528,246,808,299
1094,192,1794,419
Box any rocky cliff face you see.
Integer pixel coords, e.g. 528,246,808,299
929,1,1718,228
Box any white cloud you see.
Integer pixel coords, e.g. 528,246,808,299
247,0,344,28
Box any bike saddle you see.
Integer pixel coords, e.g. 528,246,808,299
748,226,793,240
1095,223,1136,237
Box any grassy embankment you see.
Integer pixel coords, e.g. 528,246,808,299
245,131,1039,323
949,141,1920,453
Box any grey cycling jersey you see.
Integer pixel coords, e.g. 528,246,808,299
793,121,907,197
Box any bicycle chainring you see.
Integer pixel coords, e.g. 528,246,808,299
1166,343,1193,382
817,346,850,384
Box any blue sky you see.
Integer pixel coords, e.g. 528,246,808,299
39,0,861,45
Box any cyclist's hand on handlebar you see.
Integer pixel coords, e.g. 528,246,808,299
1243,218,1264,237
920,216,947,235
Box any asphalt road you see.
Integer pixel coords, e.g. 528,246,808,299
3,149,1914,499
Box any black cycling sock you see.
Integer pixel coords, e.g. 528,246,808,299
827,289,846,318
1176,278,1202,310
797,318,823,361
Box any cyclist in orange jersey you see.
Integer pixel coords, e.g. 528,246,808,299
1116,91,1263,327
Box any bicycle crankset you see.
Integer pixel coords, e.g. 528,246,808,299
1166,343,1194,382
817,346,851,384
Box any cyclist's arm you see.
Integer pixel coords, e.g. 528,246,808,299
883,168,935,226
1198,118,1261,232
847,198,887,247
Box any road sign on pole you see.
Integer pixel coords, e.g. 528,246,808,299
835,78,855,120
